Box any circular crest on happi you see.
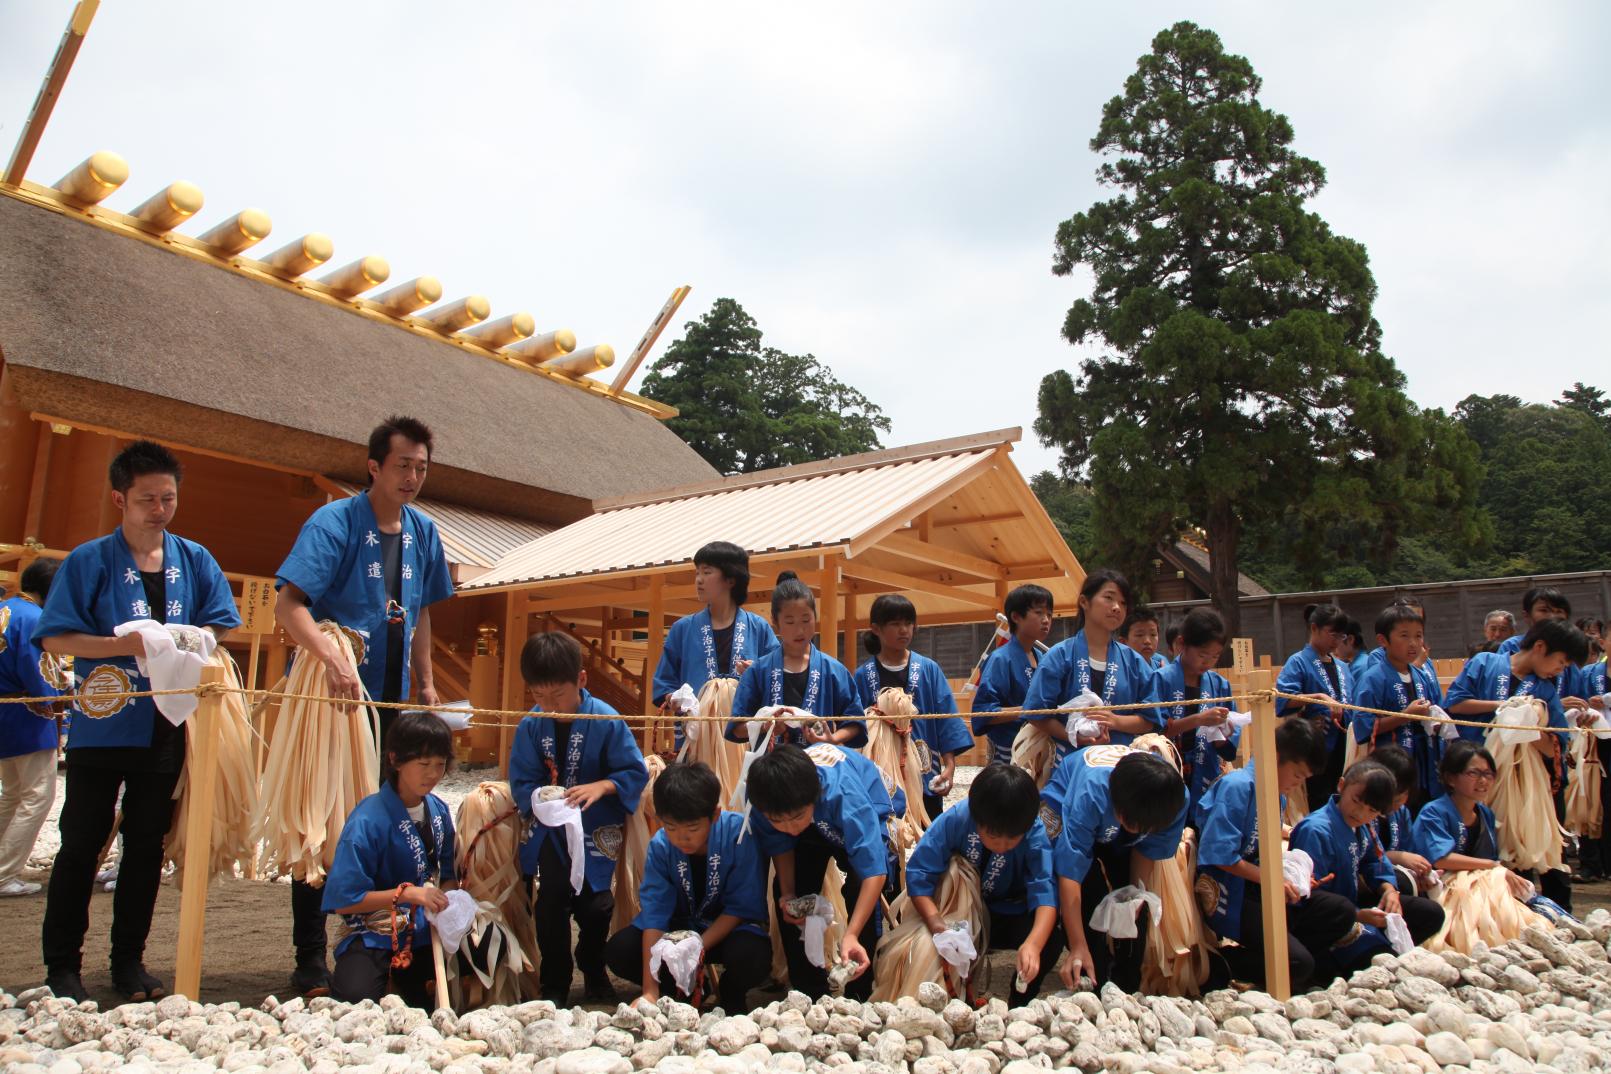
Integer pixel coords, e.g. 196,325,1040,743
805,742,843,768
914,738,932,772
1038,802,1062,840
39,653,74,692
0,604,10,650
339,626,367,669
592,824,624,862
1083,744,1133,769
1194,873,1220,917
79,664,134,719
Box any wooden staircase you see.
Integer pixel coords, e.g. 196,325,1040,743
538,614,645,715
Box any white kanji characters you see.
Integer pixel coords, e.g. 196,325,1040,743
132,599,150,618
123,568,140,584
364,530,380,547
167,599,183,619
165,566,181,583
402,533,412,548
402,564,413,581
367,561,383,579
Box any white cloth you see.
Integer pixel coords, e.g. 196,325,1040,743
649,933,705,996
1059,688,1105,711
666,683,699,717
1494,697,1544,745
403,700,473,731
932,921,977,976
1427,704,1462,742
1586,705,1611,740
1282,848,1316,899
1087,884,1162,940
425,889,478,955
1199,710,1253,744
530,791,585,894
112,619,215,726
1382,911,1414,955
793,895,837,969
1061,689,1106,740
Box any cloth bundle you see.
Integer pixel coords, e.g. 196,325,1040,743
164,649,260,888
1425,866,1539,955
1283,847,1317,899
1566,723,1604,840
1089,884,1163,940
113,619,217,726
531,788,585,895
254,623,379,886
1485,697,1567,874
871,854,988,1002
454,781,540,1006
424,889,478,954
1061,688,1107,741
1199,710,1251,745
649,931,705,996
611,753,669,933
1010,722,1058,789
676,677,746,803
865,687,932,855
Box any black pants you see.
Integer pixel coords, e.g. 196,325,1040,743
1078,841,1152,991
1225,886,1357,993
290,879,330,967
1586,738,1611,875
605,924,771,1012
330,943,433,1007
988,908,1065,1005
923,795,946,822
535,837,613,999
1529,784,1573,911
42,763,181,973
777,831,885,1000
1305,721,1347,813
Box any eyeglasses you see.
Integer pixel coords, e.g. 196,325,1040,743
1460,768,1497,781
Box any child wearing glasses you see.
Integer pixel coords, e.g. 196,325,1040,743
1410,740,1532,901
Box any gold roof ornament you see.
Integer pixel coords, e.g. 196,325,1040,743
262,232,333,277
54,150,126,204
464,312,535,347
423,295,490,333
506,328,576,365
372,275,442,316
130,181,203,232
319,255,390,297
542,343,614,377
196,209,272,255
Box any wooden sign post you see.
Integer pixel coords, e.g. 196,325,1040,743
174,662,226,999
1246,668,1291,1000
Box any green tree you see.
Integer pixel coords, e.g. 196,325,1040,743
1029,472,1098,566
642,298,890,474
1559,381,1610,432
1035,21,1485,635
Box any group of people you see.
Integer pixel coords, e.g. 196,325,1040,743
0,413,1606,1017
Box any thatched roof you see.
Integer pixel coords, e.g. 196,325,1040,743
0,194,716,521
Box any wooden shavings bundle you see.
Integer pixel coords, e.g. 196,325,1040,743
870,855,987,1002
1565,727,1603,840
1011,721,1057,789
679,677,746,802
1486,697,1567,873
865,688,931,856
1130,734,1213,997
454,780,539,1007
254,622,379,886
1425,866,1537,954
165,649,261,888
611,753,668,934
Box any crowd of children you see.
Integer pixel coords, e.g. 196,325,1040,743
8,418,1608,1015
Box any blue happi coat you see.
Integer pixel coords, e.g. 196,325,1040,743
1147,660,1241,812
1289,797,1394,964
1044,744,1187,883
727,646,866,748
1275,645,1354,753
275,493,454,701
1352,652,1446,802
751,743,895,882
508,690,648,889
853,652,971,795
1195,764,1280,942
1583,661,1608,703
1377,805,1413,854
34,530,238,750
1443,652,1569,762
322,782,458,956
0,596,60,759
1411,794,1499,864
970,641,1038,765
653,608,777,748
634,811,769,937
1022,630,1161,752
1496,634,1585,698
906,800,1054,916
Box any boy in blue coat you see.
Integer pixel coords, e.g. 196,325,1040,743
1118,608,1167,671
35,442,240,1004
1148,608,1242,814
1351,604,1445,809
1195,717,1355,992
1047,744,1187,992
971,585,1053,765
746,742,894,1000
1368,745,1435,896
604,762,770,1011
854,594,972,818
324,713,458,1007
1289,761,1445,977
1496,586,1572,657
1275,603,1355,812
904,764,1061,1004
508,632,648,1005
0,558,63,899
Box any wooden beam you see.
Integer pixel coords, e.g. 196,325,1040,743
879,532,1007,581
842,589,857,673
609,284,691,397
499,593,526,778
22,422,53,542
818,556,841,664
933,511,1021,530
29,412,329,481
1247,669,1291,1001
845,451,1000,559
840,561,999,610
645,575,665,716
988,454,1085,582
4,1,99,186
174,660,224,999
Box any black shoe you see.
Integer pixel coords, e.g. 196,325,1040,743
111,962,165,1001
289,960,329,998
582,973,616,1004
45,970,88,1003
540,990,570,1007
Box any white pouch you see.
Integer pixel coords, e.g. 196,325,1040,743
649,931,705,996
1200,711,1253,744
791,894,838,969
1383,911,1414,955
1087,884,1162,940
667,683,699,717
932,921,978,976
403,699,473,730
1282,848,1317,899
1428,705,1461,742
1494,697,1543,745
113,619,215,726
530,791,586,894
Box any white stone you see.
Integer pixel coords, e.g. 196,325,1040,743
1424,1032,1474,1066
554,1048,631,1074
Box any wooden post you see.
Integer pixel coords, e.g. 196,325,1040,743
1246,668,1291,1000
499,593,526,779
818,557,840,664
841,590,856,672
174,663,225,999
5,0,101,186
645,576,666,752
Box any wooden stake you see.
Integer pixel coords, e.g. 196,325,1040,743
431,928,451,1013
4,1,100,186
174,663,226,999
499,593,525,779
1247,669,1291,1000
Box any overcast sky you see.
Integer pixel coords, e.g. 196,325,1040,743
4,2,1606,476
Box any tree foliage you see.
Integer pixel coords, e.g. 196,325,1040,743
1034,21,1484,631
642,298,891,475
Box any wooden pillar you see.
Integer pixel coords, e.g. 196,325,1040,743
0,367,43,541
646,575,666,714
841,590,856,672
95,435,121,534
22,423,53,542
174,662,226,999
1247,668,1291,1000
818,557,841,663
469,644,500,764
499,592,527,778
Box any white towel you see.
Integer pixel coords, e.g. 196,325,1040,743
1200,710,1253,744
425,889,478,954
402,700,473,731
1087,884,1162,940
1494,697,1543,745
112,619,215,726
666,683,699,717
531,791,585,894
932,921,978,976
1382,911,1414,955
1061,689,1107,740
1283,848,1317,898
649,933,705,995
1428,704,1462,742
793,894,837,969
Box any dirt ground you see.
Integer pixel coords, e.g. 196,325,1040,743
4,869,1611,1009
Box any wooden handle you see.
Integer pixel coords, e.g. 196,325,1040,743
431,923,451,1012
